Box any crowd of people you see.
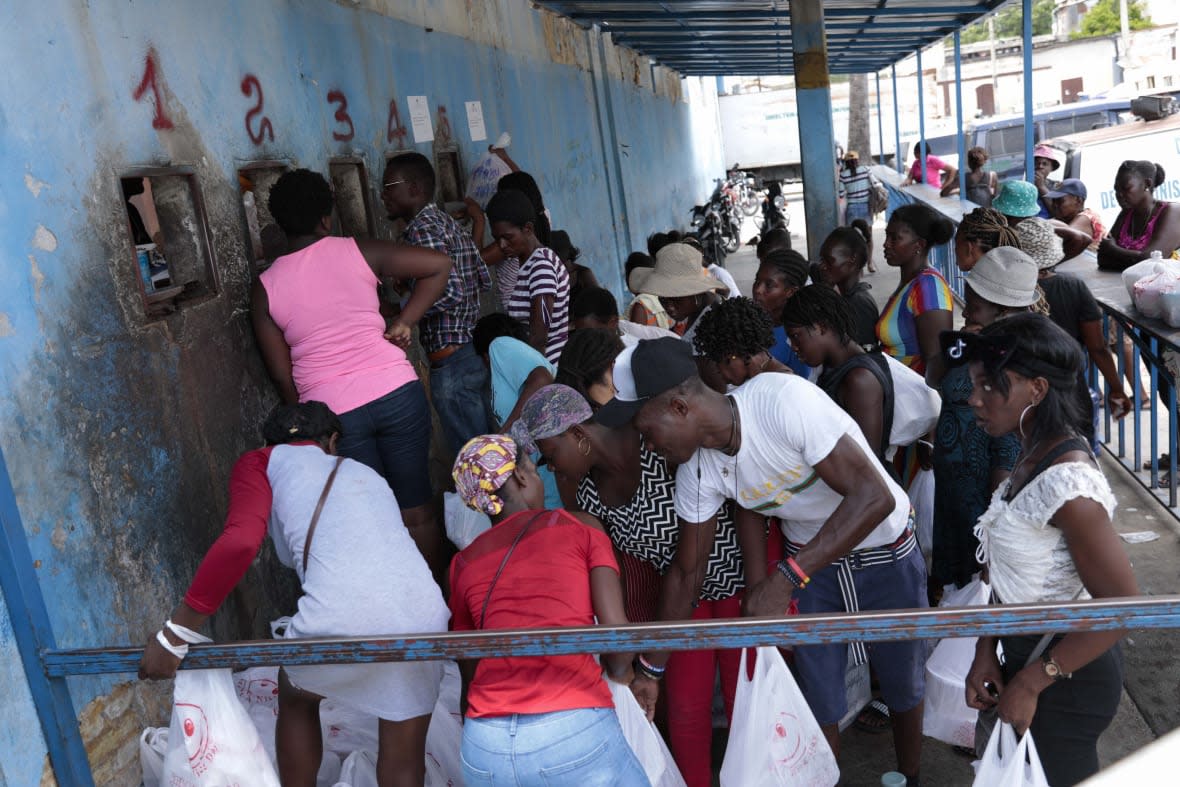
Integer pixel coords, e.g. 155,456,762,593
135,149,1178,787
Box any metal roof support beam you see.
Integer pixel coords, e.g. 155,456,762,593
608,21,962,35
918,47,928,185
893,64,903,174
876,71,887,167
569,6,989,23
1023,0,1035,182
955,31,968,200
790,0,838,260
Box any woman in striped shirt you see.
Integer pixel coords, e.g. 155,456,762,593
486,189,570,363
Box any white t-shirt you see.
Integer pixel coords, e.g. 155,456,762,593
674,374,911,548
619,320,679,347
708,264,742,299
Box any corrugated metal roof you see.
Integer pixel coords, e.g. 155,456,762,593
535,1,1011,75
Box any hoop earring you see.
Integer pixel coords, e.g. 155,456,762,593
1018,401,1037,439
578,437,591,457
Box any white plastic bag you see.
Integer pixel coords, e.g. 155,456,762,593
608,676,687,787
884,353,941,449
923,576,990,748
445,491,492,550
1132,267,1180,320
336,749,380,787
160,666,281,786
719,647,840,786
973,722,1050,787
465,151,513,210
908,468,935,565
1122,256,1173,298
140,727,168,787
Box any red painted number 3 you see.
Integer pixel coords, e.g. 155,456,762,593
240,75,275,144
327,90,354,142
132,49,174,130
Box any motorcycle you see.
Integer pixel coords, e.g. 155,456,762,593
727,167,761,216
689,202,729,267
757,180,789,232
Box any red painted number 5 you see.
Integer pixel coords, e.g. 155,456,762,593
132,49,174,130
240,75,275,144
327,90,354,142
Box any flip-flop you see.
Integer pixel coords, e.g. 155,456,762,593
852,699,891,734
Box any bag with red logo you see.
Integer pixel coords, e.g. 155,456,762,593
160,664,281,786
719,647,839,786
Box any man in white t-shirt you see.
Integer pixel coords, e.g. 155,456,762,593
596,337,926,785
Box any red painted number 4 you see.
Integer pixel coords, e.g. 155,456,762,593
132,49,174,130
327,90,354,142
240,75,275,144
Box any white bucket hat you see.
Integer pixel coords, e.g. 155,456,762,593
966,246,1039,307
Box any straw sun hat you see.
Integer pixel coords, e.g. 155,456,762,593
629,243,726,298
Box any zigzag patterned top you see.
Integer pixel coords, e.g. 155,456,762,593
576,446,744,601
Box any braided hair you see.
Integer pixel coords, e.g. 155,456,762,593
692,296,775,361
556,328,624,402
958,207,1020,253
782,285,856,345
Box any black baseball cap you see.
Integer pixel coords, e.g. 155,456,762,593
593,337,698,427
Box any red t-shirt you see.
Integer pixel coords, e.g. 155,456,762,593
448,509,619,718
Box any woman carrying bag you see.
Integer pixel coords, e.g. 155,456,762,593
949,314,1139,786
448,434,653,786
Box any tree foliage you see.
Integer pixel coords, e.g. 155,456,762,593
959,0,1055,45
1074,0,1153,39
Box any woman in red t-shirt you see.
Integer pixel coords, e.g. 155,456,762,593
449,434,654,785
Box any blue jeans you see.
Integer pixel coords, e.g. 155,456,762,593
461,708,649,786
430,342,491,455
336,380,433,509
845,200,871,223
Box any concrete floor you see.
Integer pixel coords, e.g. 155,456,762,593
714,198,1177,785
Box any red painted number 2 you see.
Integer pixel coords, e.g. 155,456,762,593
240,75,275,144
387,99,408,146
132,49,174,130
327,90,354,142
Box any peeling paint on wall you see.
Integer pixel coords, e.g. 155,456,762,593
32,226,58,252
25,173,50,197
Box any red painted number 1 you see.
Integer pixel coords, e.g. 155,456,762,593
132,49,174,130
387,99,408,145
240,75,275,144
327,90,354,142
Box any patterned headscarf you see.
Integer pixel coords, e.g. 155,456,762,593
453,435,519,516
509,384,594,455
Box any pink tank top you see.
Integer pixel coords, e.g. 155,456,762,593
260,237,417,415
1116,202,1166,251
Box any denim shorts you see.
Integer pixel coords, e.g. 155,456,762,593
792,547,928,725
429,342,491,455
461,707,649,786
335,380,433,509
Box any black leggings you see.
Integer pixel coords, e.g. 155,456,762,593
1001,636,1123,787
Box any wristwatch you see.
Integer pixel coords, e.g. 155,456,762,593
1041,650,1072,681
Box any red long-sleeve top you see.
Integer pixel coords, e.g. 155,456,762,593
183,446,275,614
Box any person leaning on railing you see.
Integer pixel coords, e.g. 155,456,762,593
1096,159,1180,272
950,314,1139,786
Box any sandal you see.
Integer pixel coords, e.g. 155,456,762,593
852,699,891,734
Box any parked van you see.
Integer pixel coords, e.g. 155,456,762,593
967,97,1133,179
1041,109,1180,232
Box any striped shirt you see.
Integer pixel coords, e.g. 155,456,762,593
507,246,570,363
839,165,872,205
876,266,953,375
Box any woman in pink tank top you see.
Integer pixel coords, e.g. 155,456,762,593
254,169,451,575
1097,159,1180,272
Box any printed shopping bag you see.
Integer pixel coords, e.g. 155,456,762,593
973,722,1050,787
160,665,281,786
608,676,687,787
719,647,839,786
465,152,513,210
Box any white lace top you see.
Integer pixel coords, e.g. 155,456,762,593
974,462,1116,604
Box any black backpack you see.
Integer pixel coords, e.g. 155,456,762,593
816,352,895,463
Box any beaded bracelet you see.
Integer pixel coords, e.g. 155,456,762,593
635,654,666,680
786,556,810,586
776,559,806,589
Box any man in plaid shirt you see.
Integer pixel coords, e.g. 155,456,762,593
382,152,493,454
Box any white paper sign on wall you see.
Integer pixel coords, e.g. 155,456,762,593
408,96,434,143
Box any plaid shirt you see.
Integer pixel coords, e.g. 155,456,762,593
404,203,492,354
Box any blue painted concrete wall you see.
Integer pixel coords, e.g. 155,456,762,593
0,0,723,781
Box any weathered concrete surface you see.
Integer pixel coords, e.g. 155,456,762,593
0,0,725,783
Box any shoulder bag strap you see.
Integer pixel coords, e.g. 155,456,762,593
479,511,547,629
302,456,346,574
